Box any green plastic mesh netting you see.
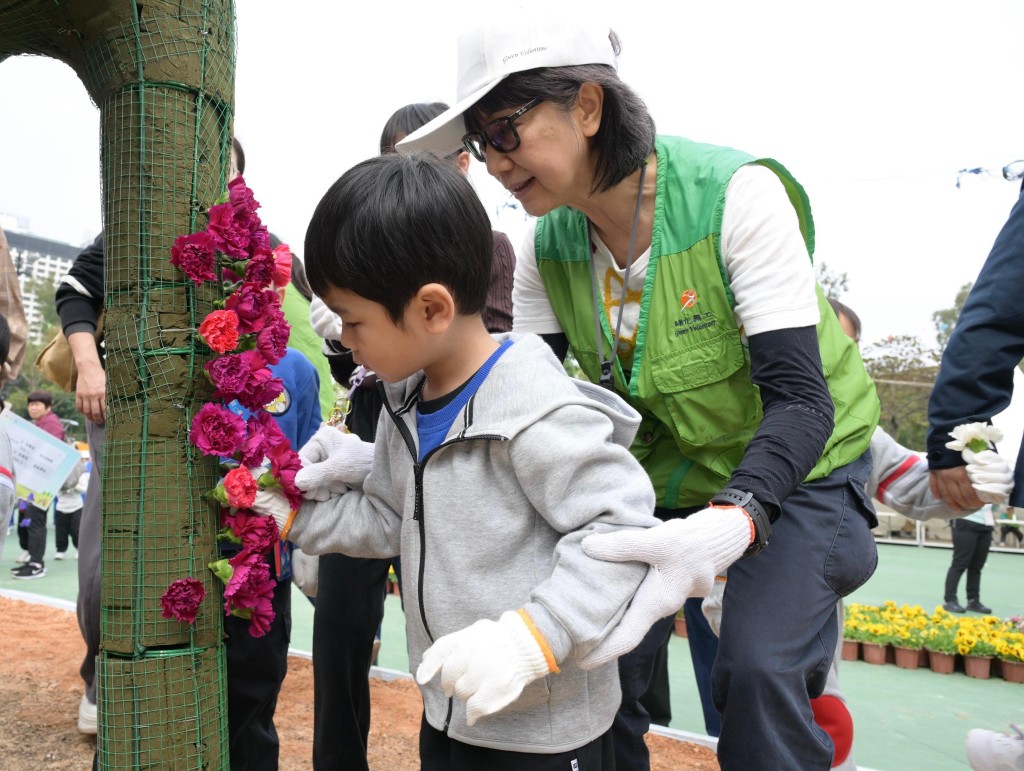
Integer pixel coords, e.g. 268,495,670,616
1,1,236,767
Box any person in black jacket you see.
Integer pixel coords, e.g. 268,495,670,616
927,182,1024,771
55,232,104,737
927,182,1024,512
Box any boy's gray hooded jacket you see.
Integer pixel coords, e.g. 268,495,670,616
291,333,658,753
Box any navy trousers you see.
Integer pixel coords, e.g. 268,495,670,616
714,454,877,769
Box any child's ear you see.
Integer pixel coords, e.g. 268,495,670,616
415,283,455,333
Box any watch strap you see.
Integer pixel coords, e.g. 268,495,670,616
709,488,772,559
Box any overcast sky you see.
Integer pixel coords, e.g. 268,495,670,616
1,0,1022,353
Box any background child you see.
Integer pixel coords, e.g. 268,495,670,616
54,455,87,559
263,153,659,768
11,390,65,579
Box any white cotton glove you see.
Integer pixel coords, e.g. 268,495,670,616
963,448,1014,504
294,425,375,501
309,296,343,341
416,610,553,726
578,506,753,668
250,488,293,534
291,547,319,597
701,573,728,638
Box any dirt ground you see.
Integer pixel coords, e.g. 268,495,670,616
0,595,718,769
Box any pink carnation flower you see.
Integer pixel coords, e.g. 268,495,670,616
271,244,293,288
247,596,276,638
244,250,276,288
224,551,276,638
225,282,279,335
198,309,240,354
239,412,287,467
170,231,217,285
160,577,206,624
236,368,285,412
250,225,271,256
270,445,303,509
208,202,254,259
223,466,258,509
227,175,261,215
205,350,262,400
225,509,279,555
256,315,291,366
189,403,246,457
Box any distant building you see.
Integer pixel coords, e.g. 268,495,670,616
7,232,84,343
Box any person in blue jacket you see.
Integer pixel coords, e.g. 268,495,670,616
927,182,1024,512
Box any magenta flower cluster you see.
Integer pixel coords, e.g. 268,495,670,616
168,175,303,638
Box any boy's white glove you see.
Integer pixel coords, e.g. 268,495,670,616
964,448,1014,504
250,488,293,533
701,574,728,638
291,547,319,597
294,425,374,501
578,506,752,668
309,296,343,341
416,610,553,726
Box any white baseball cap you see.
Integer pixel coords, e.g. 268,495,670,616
397,18,617,157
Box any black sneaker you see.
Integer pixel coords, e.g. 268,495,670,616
943,600,966,613
11,562,46,580
966,600,992,614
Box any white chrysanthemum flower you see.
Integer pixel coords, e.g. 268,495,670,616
945,422,1004,453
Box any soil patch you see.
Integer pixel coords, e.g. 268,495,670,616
0,595,718,769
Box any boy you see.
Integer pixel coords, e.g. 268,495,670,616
267,153,658,767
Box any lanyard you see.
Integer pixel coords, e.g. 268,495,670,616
589,161,649,390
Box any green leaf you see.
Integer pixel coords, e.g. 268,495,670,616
208,558,234,585
216,526,242,546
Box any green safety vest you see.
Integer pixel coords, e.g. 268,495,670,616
535,135,879,508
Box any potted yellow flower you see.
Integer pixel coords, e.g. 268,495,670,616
922,607,959,674
879,603,927,669
956,619,997,679
850,608,894,665
994,623,1024,683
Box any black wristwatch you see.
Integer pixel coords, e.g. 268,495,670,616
709,488,772,559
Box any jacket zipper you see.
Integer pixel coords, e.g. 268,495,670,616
378,382,507,733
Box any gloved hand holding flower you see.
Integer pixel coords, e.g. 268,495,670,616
963,448,1014,504
249,487,294,535
294,424,375,501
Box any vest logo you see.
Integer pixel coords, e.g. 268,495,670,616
674,308,718,337
680,289,698,309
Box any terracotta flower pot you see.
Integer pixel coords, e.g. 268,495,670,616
841,639,860,662
964,656,992,680
673,616,688,638
927,649,956,674
1000,659,1024,683
893,646,923,670
861,642,888,665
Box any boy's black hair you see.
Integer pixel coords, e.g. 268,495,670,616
380,103,449,155
305,153,493,324
467,33,655,194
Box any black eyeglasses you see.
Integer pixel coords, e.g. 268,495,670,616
461,99,541,162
